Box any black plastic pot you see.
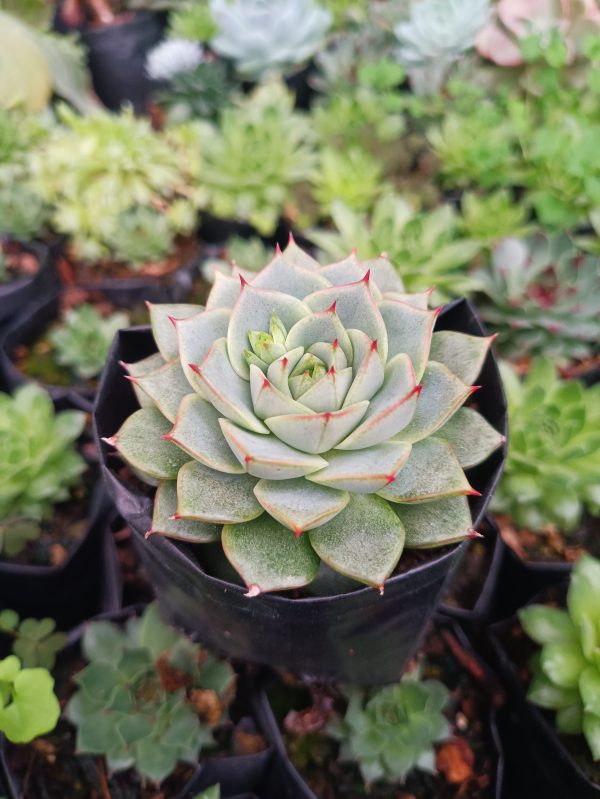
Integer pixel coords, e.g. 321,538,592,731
0,242,57,330
0,481,120,629
94,298,507,684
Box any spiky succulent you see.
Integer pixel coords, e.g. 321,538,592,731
66,603,235,783
460,191,532,245
49,304,129,381
327,675,450,783
106,240,503,595
476,235,600,363
493,359,600,532
520,556,600,761
311,146,386,217
209,0,332,78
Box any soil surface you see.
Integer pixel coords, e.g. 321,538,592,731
0,241,39,283
497,514,600,564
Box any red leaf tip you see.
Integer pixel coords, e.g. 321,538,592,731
144,529,156,540
101,435,118,448
144,300,153,310
288,231,295,245
282,357,288,367
124,374,137,383
328,366,335,375
262,378,271,389
362,269,371,283
326,300,337,314
469,385,482,394
245,585,261,598
466,489,482,497
167,315,179,328
414,384,424,395
371,339,379,351
385,475,396,484
188,363,201,376
434,305,443,317
293,527,303,538
376,583,385,596
466,529,484,539
332,338,339,349
244,455,254,464
161,433,173,441
239,274,249,287
275,242,282,255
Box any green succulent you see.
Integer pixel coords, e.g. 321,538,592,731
31,107,204,265
209,0,332,79
201,82,316,235
106,239,503,595
104,208,175,267
152,59,233,124
460,191,532,245
65,603,235,783
0,384,86,529
168,1,218,41
327,675,450,783
475,235,600,363
0,655,60,744
309,194,482,300
49,304,129,381
311,147,386,217
520,556,600,761
0,610,66,669
493,360,600,532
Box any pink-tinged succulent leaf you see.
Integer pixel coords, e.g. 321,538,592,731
286,306,353,362
166,394,245,474
475,23,523,66
395,362,473,444
304,275,389,361
383,290,432,310
121,352,165,408
436,407,505,469
249,364,313,418
106,408,190,482
253,478,350,535
396,496,473,548
307,340,348,371
282,235,321,271
336,354,417,451
342,341,384,406
361,255,405,295
132,359,193,423
148,303,203,361
150,480,221,542
250,252,331,297
222,514,320,594
308,495,405,588
346,328,372,374
176,308,230,393
266,347,305,394
378,438,475,503
227,281,310,378
206,271,242,310
265,402,369,455
192,338,268,434
428,331,493,386
379,300,437,382
300,366,353,413
177,460,262,523
317,254,383,300
307,441,412,493
219,418,328,478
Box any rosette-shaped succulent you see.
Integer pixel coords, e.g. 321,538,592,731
106,240,503,595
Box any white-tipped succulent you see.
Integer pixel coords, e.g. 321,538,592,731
106,239,504,595
146,38,206,82
209,0,332,78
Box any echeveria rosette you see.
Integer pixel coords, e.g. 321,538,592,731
105,240,504,595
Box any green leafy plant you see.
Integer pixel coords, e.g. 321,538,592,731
327,675,450,783
49,304,129,381
493,359,600,532
105,238,503,595
32,107,204,266
0,384,86,553
200,82,316,234
311,147,386,216
460,191,532,245
0,611,66,669
168,1,218,41
209,0,332,78
520,555,600,761
309,194,482,299
475,235,600,363
0,655,60,743
65,603,235,783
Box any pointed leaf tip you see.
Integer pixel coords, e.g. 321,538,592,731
466,489,482,497
326,300,337,313
293,527,303,538
188,363,201,375
144,530,155,539
160,433,173,441
275,242,282,255
167,315,179,328
467,529,484,539
371,339,379,351
239,274,249,287
288,231,295,244
469,385,482,393
101,435,118,447
124,375,136,383
377,583,385,596
145,300,153,309
434,306,443,317
245,585,261,597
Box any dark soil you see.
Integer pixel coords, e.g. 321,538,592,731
441,535,493,611
112,520,156,606
273,623,504,799
0,241,39,283
498,514,600,564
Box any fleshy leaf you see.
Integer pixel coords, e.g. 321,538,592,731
121,352,166,409
266,347,305,394
177,461,262,523
220,419,327,478
518,606,577,646
176,308,230,393
105,408,190,481
222,515,320,594
396,496,473,548
342,340,384,406
307,340,348,371
299,367,353,413
285,306,353,362
308,495,405,588
383,290,431,310
148,303,203,361
307,442,412,493
167,394,244,474
436,407,504,468
428,331,493,386
249,365,312,418
363,255,405,294
379,300,437,382
132,359,192,423
206,272,242,310
282,236,321,270
150,481,221,542
250,253,330,297
265,402,369,455
254,478,349,534
317,254,382,299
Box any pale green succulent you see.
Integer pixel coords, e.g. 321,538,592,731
49,304,129,381
520,556,600,761
106,239,503,595
460,191,532,246
168,1,218,41
311,147,386,216
0,655,60,744
209,0,332,78
105,208,175,267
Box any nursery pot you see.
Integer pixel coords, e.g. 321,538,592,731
94,298,507,684
0,242,57,330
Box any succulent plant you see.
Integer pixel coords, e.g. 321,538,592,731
493,359,600,532
327,675,450,783
49,304,129,381
105,238,503,595
311,146,386,216
309,194,482,300
66,603,235,782
31,107,204,265
104,207,177,267
520,555,600,761
168,1,218,41
0,655,60,744
201,236,273,283
0,610,66,669
475,235,600,363
209,0,332,78
150,55,232,123
460,191,532,245
0,384,86,527
201,81,316,235
394,0,491,93
146,38,205,82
